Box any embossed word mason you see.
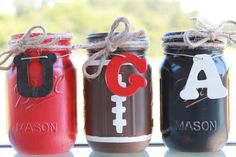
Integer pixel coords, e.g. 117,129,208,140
176,120,217,132
16,122,57,133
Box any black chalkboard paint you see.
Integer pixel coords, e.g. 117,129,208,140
160,32,229,152
14,53,56,98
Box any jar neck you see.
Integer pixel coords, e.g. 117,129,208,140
10,33,72,56
164,47,223,56
86,32,147,57
87,48,146,58
24,49,71,57
162,31,225,55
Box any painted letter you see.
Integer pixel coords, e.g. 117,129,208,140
105,53,147,96
180,54,227,100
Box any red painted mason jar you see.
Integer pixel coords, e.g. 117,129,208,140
7,33,77,154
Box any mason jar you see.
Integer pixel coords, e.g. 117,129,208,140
160,32,229,152
84,33,153,153
7,33,77,154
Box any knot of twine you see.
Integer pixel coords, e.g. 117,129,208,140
0,25,72,70
81,17,148,79
184,18,236,48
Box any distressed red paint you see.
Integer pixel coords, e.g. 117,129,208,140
7,33,77,155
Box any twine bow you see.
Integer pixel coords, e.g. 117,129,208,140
0,25,71,70
82,17,147,79
184,18,236,48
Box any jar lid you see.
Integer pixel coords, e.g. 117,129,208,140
162,31,226,50
85,32,149,53
9,33,73,51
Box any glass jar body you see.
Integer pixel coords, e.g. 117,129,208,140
7,34,77,155
84,57,153,153
160,48,229,152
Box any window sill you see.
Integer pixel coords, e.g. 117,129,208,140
0,145,236,157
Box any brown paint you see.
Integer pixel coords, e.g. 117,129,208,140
84,33,153,153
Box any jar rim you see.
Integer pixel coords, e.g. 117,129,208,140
11,33,73,41
162,31,226,50
163,31,185,37
86,32,147,40
9,33,72,47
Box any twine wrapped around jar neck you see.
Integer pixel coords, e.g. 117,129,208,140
80,17,149,79
162,18,236,49
0,17,149,77
0,25,74,70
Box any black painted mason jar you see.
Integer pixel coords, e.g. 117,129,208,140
84,33,153,153
160,32,229,152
